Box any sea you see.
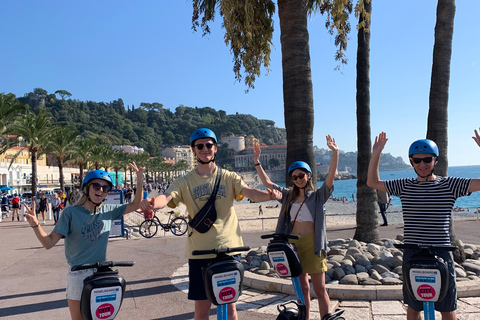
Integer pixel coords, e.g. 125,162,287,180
274,165,480,210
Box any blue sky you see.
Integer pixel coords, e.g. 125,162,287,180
1,1,480,167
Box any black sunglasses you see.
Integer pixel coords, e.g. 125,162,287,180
90,182,111,193
411,156,435,164
291,172,306,181
195,143,215,150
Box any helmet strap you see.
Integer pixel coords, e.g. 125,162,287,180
196,153,216,165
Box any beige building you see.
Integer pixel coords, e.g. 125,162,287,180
161,145,195,170
235,144,287,169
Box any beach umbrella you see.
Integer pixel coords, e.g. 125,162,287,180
0,186,14,192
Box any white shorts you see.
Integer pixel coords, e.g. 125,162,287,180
66,268,96,300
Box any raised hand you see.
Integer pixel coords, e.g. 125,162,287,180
326,135,338,152
130,162,145,175
267,188,282,201
23,202,39,227
372,132,388,154
253,143,261,164
473,128,480,147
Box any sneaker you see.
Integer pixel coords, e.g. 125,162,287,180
381,223,388,226
42,220,46,225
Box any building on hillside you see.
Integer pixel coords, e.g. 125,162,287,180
112,145,145,154
218,136,245,152
161,146,195,170
234,144,287,170
244,136,259,149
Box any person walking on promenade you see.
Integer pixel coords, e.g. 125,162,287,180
367,131,480,320
253,135,339,320
37,193,49,224
140,128,281,320
376,190,389,226
11,193,20,221
50,193,62,225
23,162,144,320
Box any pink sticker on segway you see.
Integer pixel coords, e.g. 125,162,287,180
276,263,289,276
417,284,435,300
96,303,115,319
219,287,236,302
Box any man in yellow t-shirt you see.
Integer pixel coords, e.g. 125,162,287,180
140,128,280,320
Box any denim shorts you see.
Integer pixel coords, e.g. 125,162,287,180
188,254,240,301
402,249,456,312
66,268,96,300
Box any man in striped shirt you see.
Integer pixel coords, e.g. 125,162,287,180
367,130,480,320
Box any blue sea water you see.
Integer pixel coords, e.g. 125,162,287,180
275,165,480,209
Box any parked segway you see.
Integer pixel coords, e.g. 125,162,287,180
394,243,457,320
192,246,250,320
71,260,135,320
261,233,345,320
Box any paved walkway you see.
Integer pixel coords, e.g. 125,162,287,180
1,214,480,319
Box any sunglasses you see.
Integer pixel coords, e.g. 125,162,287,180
90,182,111,193
411,156,435,164
291,172,306,181
194,143,215,150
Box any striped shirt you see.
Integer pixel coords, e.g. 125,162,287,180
385,176,471,245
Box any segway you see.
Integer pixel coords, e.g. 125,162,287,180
261,233,345,320
394,243,457,320
71,260,135,320
192,246,250,320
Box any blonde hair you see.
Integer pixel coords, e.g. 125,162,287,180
70,185,104,209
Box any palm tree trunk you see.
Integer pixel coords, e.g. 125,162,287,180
31,151,38,197
58,159,64,192
427,0,455,177
278,0,316,186
79,163,84,186
354,0,378,242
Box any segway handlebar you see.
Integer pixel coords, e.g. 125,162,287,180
71,260,135,271
260,233,300,240
192,246,251,257
393,243,457,252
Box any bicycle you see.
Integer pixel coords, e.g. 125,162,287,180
139,210,188,238
192,246,250,320
71,260,135,320
394,243,457,320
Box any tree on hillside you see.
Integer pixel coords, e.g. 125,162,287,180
72,138,95,186
352,0,378,243
55,90,72,100
45,127,79,192
9,111,55,196
192,0,352,186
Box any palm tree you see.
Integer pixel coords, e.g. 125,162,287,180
352,0,378,243
45,127,80,192
9,111,55,196
71,138,95,186
426,0,455,177
191,0,352,187
0,93,27,155
111,149,128,188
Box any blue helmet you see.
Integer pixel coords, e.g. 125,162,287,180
81,170,113,191
288,161,312,175
408,139,439,157
190,128,217,146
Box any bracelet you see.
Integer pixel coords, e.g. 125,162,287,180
254,163,261,166
32,224,39,229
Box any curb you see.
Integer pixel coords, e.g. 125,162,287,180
243,271,480,300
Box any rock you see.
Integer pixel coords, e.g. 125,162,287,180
332,267,345,280
257,270,270,276
355,258,372,268
455,267,467,278
328,255,345,263
353,253,369,262
260,261,270,270
355,265,368,273
330,261,341,268
462,262,480,275
383,239,397,248
346,247,361,256
369,269,383,281
344,265,356,275
371,263,391,274
395,234,404,242
381,271,399,279
325,274,332,283
328,248,346,256
361,278,382,285
367,243,382,255
326,269,335,278
340,274,358,285
348,240,361,248
341,259,353,267
392,266,403,276
464,244,477,250
465,248,474,259
356,272,370,282
381,278,403,285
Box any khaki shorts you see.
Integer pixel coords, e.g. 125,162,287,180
290,232,327,274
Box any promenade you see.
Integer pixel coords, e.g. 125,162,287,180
1,215,479,319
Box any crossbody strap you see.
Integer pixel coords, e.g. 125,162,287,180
210,168,222,200
291,196,307,230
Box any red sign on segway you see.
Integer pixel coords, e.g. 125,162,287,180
276,263,289,276
417,285,435,300
219,287,236,302
96,303,115,319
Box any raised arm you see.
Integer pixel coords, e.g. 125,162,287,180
24,202,63,249
469,127,480,192
367,132,388,192
125,162,145,213
253,143,274,189
324,135,339,190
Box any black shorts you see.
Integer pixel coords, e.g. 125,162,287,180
188,254,241,301
402,249,457,312
12,203,20,209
